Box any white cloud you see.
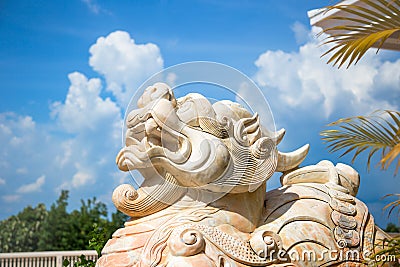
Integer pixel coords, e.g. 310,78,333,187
166,72,178,87
2,195,20,203
247,26,400,227
51,72,121,134
253,27,399,119
0,30,165,220
89,31,164,107
81,0,111,15
0,113,54,183
9,136,23,146
81,0,100,14
55,140,73,167
16,167,28,174
0,178,5,185
0,113,36,135
376,60,400,87
291,21,310,45
19,116,35,130
17,175,46,193
111,171,131,185
54,182,70,194
0,123,12,135
50,71,123,191
72,170,94,188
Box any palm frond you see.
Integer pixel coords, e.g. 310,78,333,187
368,193,400,266
383,193,400,217
320,0,400,68
367,236,400,266
321,110,400,175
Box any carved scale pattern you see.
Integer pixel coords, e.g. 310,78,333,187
326,182,360,248
172,223,281,266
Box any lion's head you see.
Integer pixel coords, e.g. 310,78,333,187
113,83,309,216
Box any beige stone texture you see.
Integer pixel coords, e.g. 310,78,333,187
97,84,397,267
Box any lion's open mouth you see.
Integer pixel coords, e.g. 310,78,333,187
126,115,181,151
144,118,162,149
117,109,191,171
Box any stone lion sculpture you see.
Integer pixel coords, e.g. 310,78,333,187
97,83,394,267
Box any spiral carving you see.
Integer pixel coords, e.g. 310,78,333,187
168,228,205,257
336,238,347,249
249,230,283,259
250,137,275,160
112,172,186,217
112,184,138,208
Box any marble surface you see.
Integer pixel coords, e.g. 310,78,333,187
97,83,393,267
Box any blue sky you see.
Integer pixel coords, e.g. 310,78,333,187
1,0,399,227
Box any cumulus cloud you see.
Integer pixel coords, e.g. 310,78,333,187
253,27,399,119
0,115,37,148
51,71,123,190
55,139,74,168
247,26,400,227
17,175,46,193
0,112,70,218
51,72,121,134
19,116,35,130
89,31,164,107
72,170,94,188
26,32,164,197
0,113,36,135
0,113,55,179
2,195,20,203
0,31,167,220
291,22,310,45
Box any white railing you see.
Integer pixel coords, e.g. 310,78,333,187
0,251,97,267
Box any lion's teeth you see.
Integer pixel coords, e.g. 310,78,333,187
126,136,141,146
141,137,150,149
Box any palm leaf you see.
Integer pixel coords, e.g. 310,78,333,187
319,0,400,68
383,193,400,217
321,110,400,175
367,235,400,266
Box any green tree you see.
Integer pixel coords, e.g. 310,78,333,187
38,190,73,251
386,223,400,233
68,197,109,250
0,190,128,253
107,210,128,238
0,204,47,252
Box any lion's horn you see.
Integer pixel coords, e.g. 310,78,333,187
262,128,285,145
276,144,309,172
273,128,286,145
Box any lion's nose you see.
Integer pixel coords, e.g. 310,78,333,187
151,99,184,132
